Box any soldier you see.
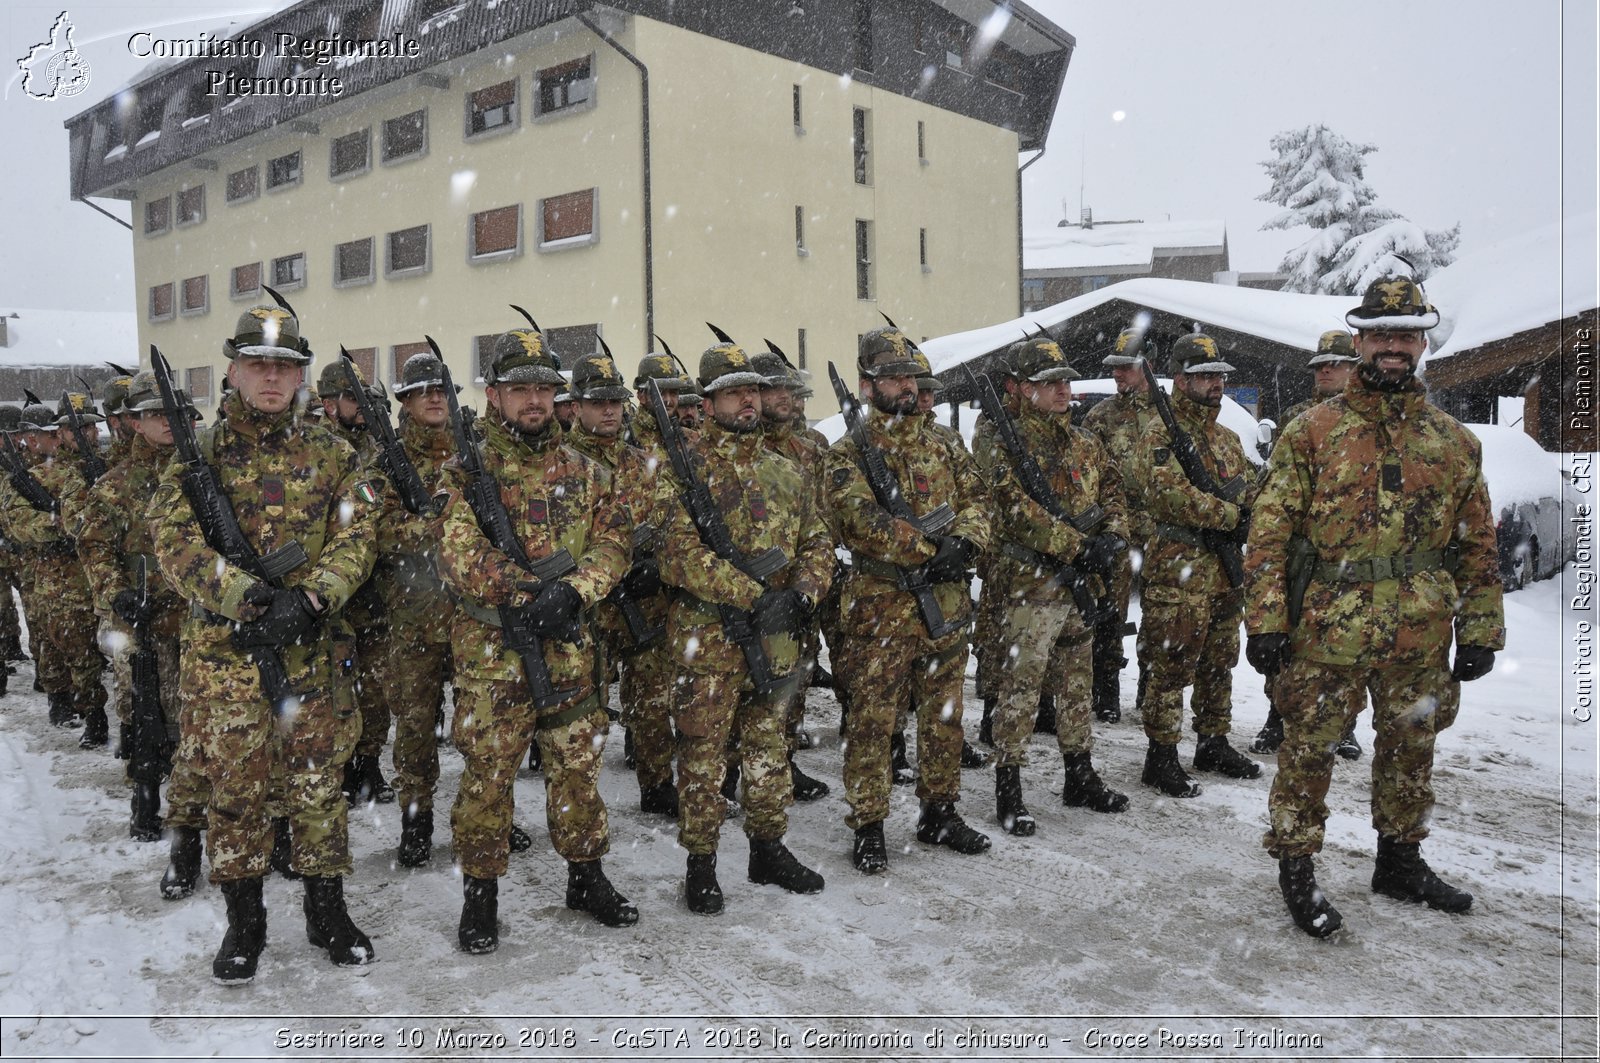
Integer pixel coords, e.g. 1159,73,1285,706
1245,277,1503,938
676,390,704,431
99,368,138,467
973,338,1130,833
148,303,380,984
1079,328,1161,724
826,326,993,872
376,352,459,866
658,337,833,913
553,382,577,433
0,405,26,690
1132,334,1260,797
437,324,637,951
1250,329,1362,760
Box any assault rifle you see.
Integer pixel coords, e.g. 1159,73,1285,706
1139,357,1247,588
435,341,579,709
827,362,961,639
646,379,791,695
339,347,436,516
962,367,1116,626
605,521,666,652
0,433,56,513
151,346,308,718
126,557,171,787
59,391,107,486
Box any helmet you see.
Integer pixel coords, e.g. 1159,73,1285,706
569,352,631,402
1101,327,1146,367
1009,337,1079,382
697,341,766,393
393,352,458,396
224,305,312,364
487,328,564,386
857,326,925,378
1308,329,1358,367
1168,333,1235,375
1345,276,1440,331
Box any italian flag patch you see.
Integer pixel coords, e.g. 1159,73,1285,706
354,481,380,504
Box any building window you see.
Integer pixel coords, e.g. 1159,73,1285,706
230,262,261,300
267,151,302,191
386,224,431,277
855,220,874,300
330,129,370,179
345,347,379,383
382,109,428,164
144,196,170,236
1021,277,1046,310
539,189,596,248
920,227,930,272
546,324,600,363
854,0,874,70
180,275,209,316
467,80,518,137
917,120,927,163
470,204,522,261
149,282,174,322
133,99,165,150
474,334,498,381
535,56,594,118
792,84,804,134
852,107,871,185
185,365,213,406
226,165,258,204
176,185,205,227
334,237,375,287
797,327,807,370
181,82,211,128
795,205,807,256
389,342,428,381
271,252,306,290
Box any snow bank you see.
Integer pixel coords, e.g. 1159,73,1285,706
1465,422,1572,512
0,308,139,368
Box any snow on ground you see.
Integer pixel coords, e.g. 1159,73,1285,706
0,579,1596,1061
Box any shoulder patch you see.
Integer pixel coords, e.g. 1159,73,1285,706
352,480,380,505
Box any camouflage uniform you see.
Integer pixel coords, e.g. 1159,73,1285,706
0,408,25,667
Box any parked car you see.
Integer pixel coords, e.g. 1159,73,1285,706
1465,423,1581,590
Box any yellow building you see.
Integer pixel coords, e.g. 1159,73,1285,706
66,0,1074,415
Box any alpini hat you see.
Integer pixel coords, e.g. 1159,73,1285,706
1010,337,1080,383
698,343,765,393
570,352,631,402
1169,333,1235,375
124,370,163,413
225,305,313,364
1345,276,1440,331
1308,329,1358,367
750,350,801,389
1101,327,1146,367
56,391,105,426
100,369,134,414
0,405,22,432
317,358,364,398
633,353,692,391
19,402,57,431
488,329,564,386
857,326,926,379
394,352,458,396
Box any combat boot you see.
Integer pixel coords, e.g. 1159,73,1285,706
115,722,132,760
46,691,81,728
1249,709,1284,755
525,740,542,773
212,876,267,985
1092,623,1127,723
916,801,991,855
685,853,724,915
1141,740,1201,798
809,664,835,689
889,731,914,785
1034,693,1058,735
269,816,301,879
1279,855,1342,938
566,859,639,927
789,754,830,802
748,837,825,895
1335,723,1363,761
1372,837,1473,913
852,822,888,874
457,875,499,953
622,727,636,770
344,753,395,805
129,780,163,841
978,697,995,747
0,664,7,698
161,826,203,899
1061,751,1129,813
960,739,990,769
508,824,533,853
994,764,1035,836
1194,733,1262,779
639,779,679,817
720,762,741,804
303,876,376,966
78,705,109,749
397,807,433,868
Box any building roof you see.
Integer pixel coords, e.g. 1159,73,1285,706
0,308,140,368
1023,219,1227,277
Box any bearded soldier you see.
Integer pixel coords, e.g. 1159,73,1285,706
438,325,637,952
826,326,992,872
658,337,833,913
1245,277,1503,938
149,303,380,984
1132,334,1260,797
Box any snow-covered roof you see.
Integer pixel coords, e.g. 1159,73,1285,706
921,277,1351,373
1024,220,1227,276
1427,212,1599,360
0,308,139,368
1465,422,1572,515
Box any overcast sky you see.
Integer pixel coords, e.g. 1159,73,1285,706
2,0,1594,313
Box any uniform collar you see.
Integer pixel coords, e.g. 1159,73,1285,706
222,391,296,439
400,415,453,458
702,413,766,460
1344,369,1426,420
1172,383,1221,428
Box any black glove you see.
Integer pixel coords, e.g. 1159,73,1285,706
924,535,978,583
1245,632,1292,677
619,557,663,600
1076,532,1128,577
232,586,321,648
751,588,811,636
111,588,152,626
1450,645,1495,682
525,580,583,642
1231,506,1253,546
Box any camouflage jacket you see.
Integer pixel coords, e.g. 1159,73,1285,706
1244,374,1505,666
763,417,835,538
659,416,833,679
826,406,991,641
1134,385,1255,595
923,409,967,451
9,449,94,604
374,416,456,631
972,401,1127,605
567,421,672,642
329,419,385,628
74,435,185,635
436,416,629,690
148,392,380,698
1081,388,1160,545
107,434,133,468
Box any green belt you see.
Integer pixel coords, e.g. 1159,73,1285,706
458,598,504,627
850,555,906,582
1155,522,1206,548
1313,549,1452,583
997,540,1062,570
536,688,602,731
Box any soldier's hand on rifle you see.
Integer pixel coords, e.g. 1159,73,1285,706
111,588,153,626
1450,645,1496,682
1231,506,1253,546
1076,532,1128,577
233,584,322,648
620,558,663,600
1245,632,1291,677
924,535,978,583
752,588,812,636
521,580,583,642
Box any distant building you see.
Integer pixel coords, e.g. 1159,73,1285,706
64,0,1075,416
0,308,137,404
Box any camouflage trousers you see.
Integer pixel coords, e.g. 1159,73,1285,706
973,564,1005,701
186,688,359,881
103,617,210,826
620,639,677,792
451,677,610,879
835,632,969,830
1263,656,1458,858
672,668,794,854
0,562,22,659
1136,584,1242,745
992,600,1094,767
352,623,393,758
33,582,105,710
380,620,449,814
14,568,39,664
